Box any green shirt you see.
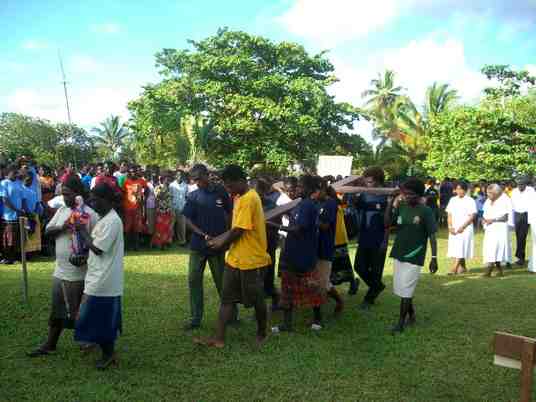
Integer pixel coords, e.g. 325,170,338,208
389,203,437,266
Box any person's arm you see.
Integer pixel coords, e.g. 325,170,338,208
2,196,24,216
456,213,477,234
429,233,438,274
206,227,245,250
384,194,401,228
75,224,104,255
184,216,211,240
484,213,508,225
447,213,456,235
267,221,303,233
45,219,70,238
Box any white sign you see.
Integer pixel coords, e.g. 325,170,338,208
317,155,353,178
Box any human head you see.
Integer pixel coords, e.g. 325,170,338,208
190,164,210,190
221,164,248,196
298,175,321,200
5,164,18,181
119,161,128,174
283,176,299,200
455,181,468,197
486,183,503,202
255,178,272,197
516,176,530,192
103,161,114,176
90,183,116,216
400,177,425,206
127,165,137,179
362,167,385,188
62,174,86,208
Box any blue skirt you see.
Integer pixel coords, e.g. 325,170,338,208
75,296,122,345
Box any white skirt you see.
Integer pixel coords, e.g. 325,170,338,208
393,259,421,298
529,226,536,273
447,227,474,259
483,222,511,264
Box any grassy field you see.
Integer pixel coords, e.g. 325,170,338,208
1,229,535,402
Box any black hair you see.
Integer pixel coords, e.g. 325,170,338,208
6,164,19,174
221,164,247,182
299,175,321,198
92,183,119,204
190,163,209,176
401,177,425,197
64,174,87,198
283,176,298,187
455,181,469,191
255,178,271,195
362,166,385,185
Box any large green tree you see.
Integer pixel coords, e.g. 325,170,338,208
482,64,536,98
0,113,96,167
129,28,362,170
425,96,536,180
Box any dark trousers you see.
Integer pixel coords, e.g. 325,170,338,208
264,243,278,298
515,212,529,261
354,246,387,302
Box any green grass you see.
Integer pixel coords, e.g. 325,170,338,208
1,229,535,402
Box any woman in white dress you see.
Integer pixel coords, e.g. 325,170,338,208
446,182,477,275
482,184,512,277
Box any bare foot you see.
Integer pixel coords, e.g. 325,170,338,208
193,337,225,348
256,334,269,348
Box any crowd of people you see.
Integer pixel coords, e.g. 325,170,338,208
2,157,532,369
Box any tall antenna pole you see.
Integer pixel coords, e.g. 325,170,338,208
58,50,77,168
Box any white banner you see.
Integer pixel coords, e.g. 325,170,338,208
317,155,353,178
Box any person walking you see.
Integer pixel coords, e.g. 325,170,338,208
511,177,534,266
74,183,124,370
446,181,477,275
182,164,232,330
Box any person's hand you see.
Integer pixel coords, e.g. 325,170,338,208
456,227,465,235
61,220,71,231
483,218,492,226
74,221,88,234
449,227,457,235
207,237,225,250
429,258,438,274
204,234,213,242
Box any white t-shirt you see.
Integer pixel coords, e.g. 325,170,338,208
48,195,65,209
84,209,125,297
46,205,99,282
483,194,514,228
511,186,535,213
446,196,477,231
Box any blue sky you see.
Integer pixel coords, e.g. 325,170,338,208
1,0,535,138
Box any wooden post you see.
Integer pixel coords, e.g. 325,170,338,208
494,332,536,402
18,216,29,304
521,340,536,402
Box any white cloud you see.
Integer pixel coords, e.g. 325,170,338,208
90,23,121,34
21,40,51,50
330,36,487,109
526,64,536,77
277,0,402,46
68,55,103,74
6,86,140,126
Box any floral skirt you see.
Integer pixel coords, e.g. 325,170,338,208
280,267,326,309
151,211,173,246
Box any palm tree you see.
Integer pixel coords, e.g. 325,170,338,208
424,82,458,117
92,115,130,160
362,70,404,110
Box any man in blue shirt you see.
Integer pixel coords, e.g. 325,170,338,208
0,164,26,264
354,167,389,310
182,164,232,330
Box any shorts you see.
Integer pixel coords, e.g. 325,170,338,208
50,277,84,329
221,265,265,308
393,259,421,298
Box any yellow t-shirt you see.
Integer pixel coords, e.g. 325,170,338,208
226,189,272,270
335,206,349,246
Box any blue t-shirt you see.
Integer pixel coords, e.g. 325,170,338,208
182,185,232,255
356,193,388,249
280,198,319,273
318,198,337,261
0,179,24,221
28,166,42,202
81,174,93,189
22,186,42,215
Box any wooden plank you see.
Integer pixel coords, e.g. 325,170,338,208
521,340,536,402
19,217,29,304
494,355,522,370
494,332,536,361
331,175,362,189
334,186,397,195
264,198,301,221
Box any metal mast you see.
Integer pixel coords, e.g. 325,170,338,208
57,50,77,168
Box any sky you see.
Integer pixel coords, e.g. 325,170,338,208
1,0,536,141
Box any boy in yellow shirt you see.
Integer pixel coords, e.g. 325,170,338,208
194,165,271,348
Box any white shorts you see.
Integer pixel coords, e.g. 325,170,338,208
393,259,422,298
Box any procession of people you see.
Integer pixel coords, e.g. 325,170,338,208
2,156,535,369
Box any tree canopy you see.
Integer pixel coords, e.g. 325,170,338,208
128,28,363,170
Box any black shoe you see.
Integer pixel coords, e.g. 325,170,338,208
183,322,201,331
27,346,56,357
96,354,116,370
391,323,405,335
348,281,359,295
515,260,526,267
